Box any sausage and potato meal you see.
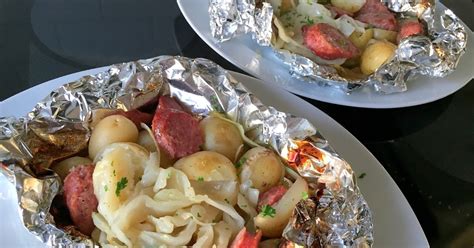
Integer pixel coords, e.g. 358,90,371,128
51,95,311,247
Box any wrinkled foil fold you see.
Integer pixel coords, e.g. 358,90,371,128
0,56,372,247
209,0,467,94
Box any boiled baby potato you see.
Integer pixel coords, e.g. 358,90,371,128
200,116,243,161
361,40,397,75
331,0,366,13
88,115,139,160
52,156,92,180
239,147,285,193
93,142,150,221
174,151,237,181
254,176,308,237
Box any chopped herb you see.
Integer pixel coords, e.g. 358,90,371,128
115,177,128,197
167,172,172,179
209,95,220,110
358,173,367,179
104,185,108,192
301,191,309,200
113,169,116,176
260,205,276,217
241,205,247,208
307,0,313,5
197,176,204,182
301,16,315,25
224,198,230,204
197,213,201,218
234,157,247,169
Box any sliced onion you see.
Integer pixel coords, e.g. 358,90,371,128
190,180,238,206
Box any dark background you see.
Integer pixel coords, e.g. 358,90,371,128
0,0,473,247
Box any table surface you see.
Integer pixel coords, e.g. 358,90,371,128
0,0,472,247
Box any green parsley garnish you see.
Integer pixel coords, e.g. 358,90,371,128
113,169,116,176
197,176,204,181
307,0,313,5
209,95,221,110
224,198,230,204
104,185,108,192
167,172,172,179
358,173,367,179
301,191,309,200
301,16,314,25
235,157,247,169
260,205,276,217
197,213,201,218
115,177,128,197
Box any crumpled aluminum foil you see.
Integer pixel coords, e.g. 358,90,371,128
0,56,373,247
209,0,467,94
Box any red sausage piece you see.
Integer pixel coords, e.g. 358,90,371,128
63,164,98,236
355,0,398,31
229,227,262,248
303,23,359,60
152,96,203,159
257,185,288,212
397,20,424,43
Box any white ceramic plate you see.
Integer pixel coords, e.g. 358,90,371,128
177,0,474,108
0,69,428,247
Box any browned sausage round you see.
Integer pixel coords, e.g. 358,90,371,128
63,164,97,236
303,23,360,60
356,0,398,31
397,20,424,43
152,96,203,159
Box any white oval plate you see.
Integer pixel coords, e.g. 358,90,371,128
177,0,474,108
0,69,428,247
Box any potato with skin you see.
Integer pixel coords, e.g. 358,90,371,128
239,147,285,193
52,156,92,180
88,115,139,160
200,116,243,161
361,40,397,75
331,0,366,13
174,151,237,181
254,176,308,238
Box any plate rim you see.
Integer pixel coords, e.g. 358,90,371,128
177,0,474,109
1,66,428,247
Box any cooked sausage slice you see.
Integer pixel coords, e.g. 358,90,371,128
229,227,262,248
355,0,398,31
257,185,288,212
303,23,360,60
152,96,203,159
63,164,98,236
397,19,424,43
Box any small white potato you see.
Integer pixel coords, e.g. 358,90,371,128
51,156,92,180
254,176,308,238
239,147,285,193
360,40,397,75
331,0,366,13
88,114,139,160
174,151,237,181
93,142,150,222
200,116,244,161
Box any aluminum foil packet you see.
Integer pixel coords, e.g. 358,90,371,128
0,56,373,247
209,0,468,93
